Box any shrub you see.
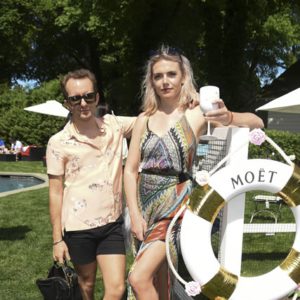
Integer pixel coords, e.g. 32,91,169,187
249,129,300,165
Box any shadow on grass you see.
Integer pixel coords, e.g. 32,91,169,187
242,251,288,260
0,225,31,240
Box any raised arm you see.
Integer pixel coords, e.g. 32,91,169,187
204,99,264,129
123,115,147,241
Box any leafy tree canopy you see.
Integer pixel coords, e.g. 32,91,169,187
0,0,299,117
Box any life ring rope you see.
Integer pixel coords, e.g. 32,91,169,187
165,202,189,285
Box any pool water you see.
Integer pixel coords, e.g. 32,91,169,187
0,175,44,193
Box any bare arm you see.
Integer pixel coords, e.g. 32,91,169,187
124,115,147,241
221,111,264,129
205,99,264,129
49,174,70,263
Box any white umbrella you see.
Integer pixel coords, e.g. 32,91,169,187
256,88,300,114
24,100,69,118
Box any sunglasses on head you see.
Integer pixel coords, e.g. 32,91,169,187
149,47,183,58
67,92,96,105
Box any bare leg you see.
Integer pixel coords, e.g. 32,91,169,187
128,241,166,300
74,261,97,300
97,254,126,300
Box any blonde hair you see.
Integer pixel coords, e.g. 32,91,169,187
141,45,198,115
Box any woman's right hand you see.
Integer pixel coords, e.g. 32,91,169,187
53,241,70,264
131,213,147,241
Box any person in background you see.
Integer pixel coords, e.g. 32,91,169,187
10,138,23,153
0,138,5,153
124,45,264,299
46,69,136,300
9,137,23,160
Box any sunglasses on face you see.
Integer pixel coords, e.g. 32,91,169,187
67,92,96,105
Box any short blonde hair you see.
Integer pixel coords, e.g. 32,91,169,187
141,45,198,115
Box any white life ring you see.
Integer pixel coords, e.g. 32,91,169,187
166,133,300,300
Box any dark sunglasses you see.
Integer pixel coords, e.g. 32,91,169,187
67,92,96,105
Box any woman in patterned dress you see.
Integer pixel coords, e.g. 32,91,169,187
124,46,264,300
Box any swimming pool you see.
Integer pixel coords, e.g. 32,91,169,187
0,174,45,193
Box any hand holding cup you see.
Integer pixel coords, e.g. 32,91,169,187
199,86,220,114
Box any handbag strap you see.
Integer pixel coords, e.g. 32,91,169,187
53,261,76,287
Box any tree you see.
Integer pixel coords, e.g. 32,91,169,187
0,0,38,84
0,0,300,114
199,0,300,110
0,80,65,147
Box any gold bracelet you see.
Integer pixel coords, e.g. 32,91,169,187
53,239,63,246
225,111,233,126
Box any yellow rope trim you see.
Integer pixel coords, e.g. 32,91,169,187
201,267,238,300
281,248,300,284
189,186,225,223
280,164,300,207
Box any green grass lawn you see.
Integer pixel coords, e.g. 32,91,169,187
0,161,47,174
0,161,109,299
190,186,296,278
0,161,296,299
242,191,295,276
0,187,51,299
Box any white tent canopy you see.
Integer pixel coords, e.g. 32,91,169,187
256,88,300,114
24,100,69,118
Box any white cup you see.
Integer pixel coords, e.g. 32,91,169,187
199,85,220,113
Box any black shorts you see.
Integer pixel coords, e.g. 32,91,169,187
63,216,126,265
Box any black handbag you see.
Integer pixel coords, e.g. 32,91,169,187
36,261,82,300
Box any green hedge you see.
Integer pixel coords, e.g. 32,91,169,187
0,80,65,148
249,129,300,165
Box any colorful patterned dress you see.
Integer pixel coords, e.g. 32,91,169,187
128,114,196,299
